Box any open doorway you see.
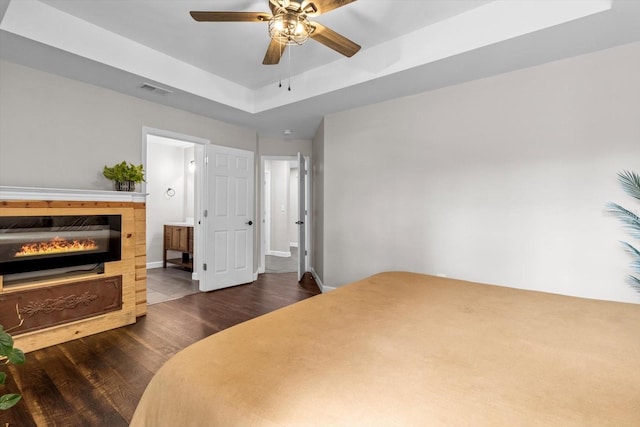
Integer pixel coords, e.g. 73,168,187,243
261,156,310,277
142,128,206,304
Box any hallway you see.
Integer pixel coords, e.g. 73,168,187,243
265,247,298,273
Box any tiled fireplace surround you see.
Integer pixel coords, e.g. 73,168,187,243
0,186,147,353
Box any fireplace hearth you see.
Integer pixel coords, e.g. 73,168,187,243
0,215,121,276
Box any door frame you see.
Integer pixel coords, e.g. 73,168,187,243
141,126,208,282
259,155,311,275
264,169,272,257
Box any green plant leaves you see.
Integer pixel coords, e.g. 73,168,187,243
0,326,25,364
607,202,640,239
609,170,640,294
0,324,25,411
622,241,640,258
0,326,14,357
7,348,25,365
628,275,640,292
617,170,640,201
103,161,146,183
0,393,22,410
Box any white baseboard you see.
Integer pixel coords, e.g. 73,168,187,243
258,266,265,274
253,270,259,281
147,261,163,269
267,250,291,257
290,242,298,248
311,268,330,292
323,285,337,292
191,272,199,281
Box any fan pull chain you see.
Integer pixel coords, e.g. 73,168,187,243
288,45,292,91
278,42,283,88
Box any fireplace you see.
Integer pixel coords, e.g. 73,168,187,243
0,215,121,276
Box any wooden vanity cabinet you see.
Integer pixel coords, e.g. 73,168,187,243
163,225,194,271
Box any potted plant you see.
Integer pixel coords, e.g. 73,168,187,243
0,311,25,411
103,161,145,192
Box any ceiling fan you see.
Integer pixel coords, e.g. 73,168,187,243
190,0,361,65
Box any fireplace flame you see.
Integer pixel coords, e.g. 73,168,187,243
14,237,98,257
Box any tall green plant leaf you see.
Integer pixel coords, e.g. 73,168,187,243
606,202,640,240
621,240,640,262
617,170,640,201
608,170,640,295
627,275,640,292
621,240,640,256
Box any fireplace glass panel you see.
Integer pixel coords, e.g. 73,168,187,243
0,215,121,275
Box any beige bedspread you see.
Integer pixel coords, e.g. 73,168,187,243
130,272,640,426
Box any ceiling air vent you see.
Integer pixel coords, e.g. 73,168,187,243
138,82,172,96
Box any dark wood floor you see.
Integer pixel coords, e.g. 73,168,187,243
2,272,321,427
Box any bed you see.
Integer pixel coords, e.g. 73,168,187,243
130,272,640,426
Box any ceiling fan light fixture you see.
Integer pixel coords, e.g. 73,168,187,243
268,11,312,45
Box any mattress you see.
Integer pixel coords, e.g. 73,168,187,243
130,272,640,426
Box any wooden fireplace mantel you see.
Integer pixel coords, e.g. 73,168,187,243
0,186,147,353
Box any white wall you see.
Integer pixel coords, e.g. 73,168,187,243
318,41,640,303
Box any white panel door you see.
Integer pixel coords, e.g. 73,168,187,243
201,144,254,291
297,153,306,282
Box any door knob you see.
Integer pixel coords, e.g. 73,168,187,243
295,221,304,225
246,220,253,226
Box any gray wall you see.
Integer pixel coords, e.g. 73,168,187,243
312,120,325,282
258,138,311,157
0,59,256,188
0,59,260,273
314,41,640,303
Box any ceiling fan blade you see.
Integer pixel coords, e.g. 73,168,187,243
302,0,357,16
190,11,271,22
263,39,286,65
310,22,360,57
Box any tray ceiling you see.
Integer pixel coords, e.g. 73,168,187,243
1,0,640,138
